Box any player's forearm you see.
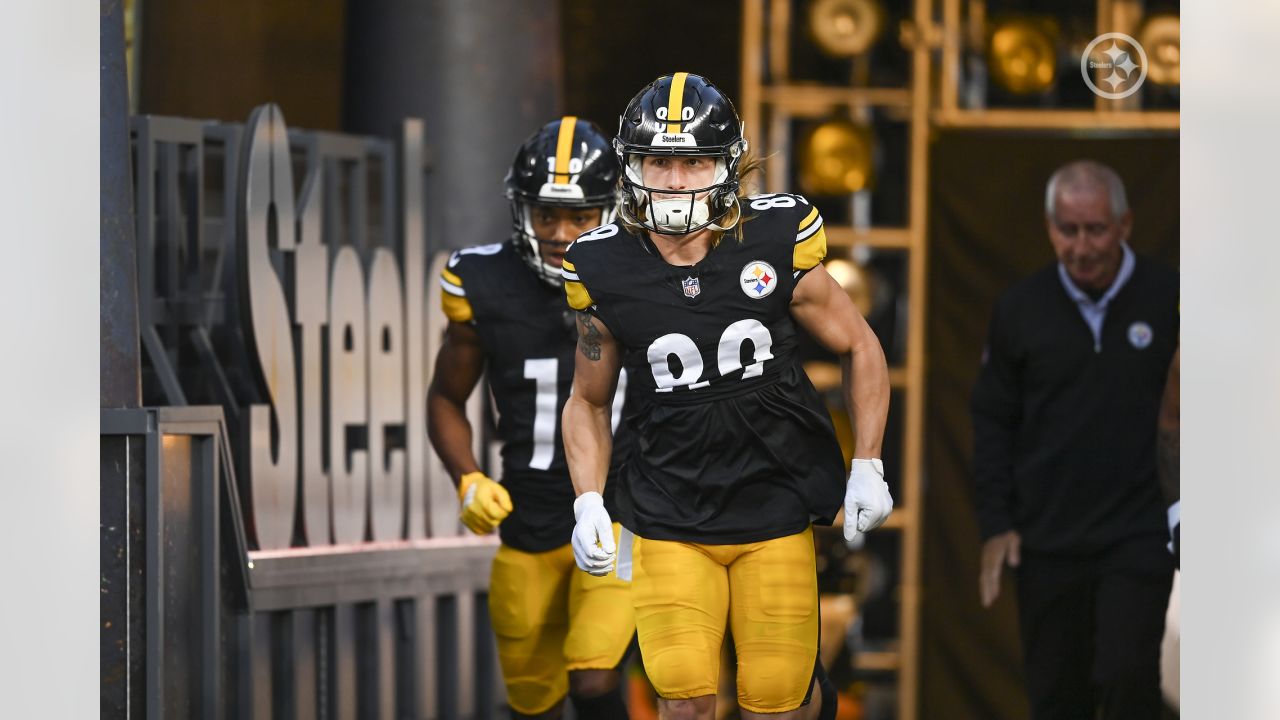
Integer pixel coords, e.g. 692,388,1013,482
843,338,889,459
562,395,613,496
426,391,481,487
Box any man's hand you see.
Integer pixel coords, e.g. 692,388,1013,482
844,458,894,543
457,472,513,535
571,491,616,576
979,530,1021,608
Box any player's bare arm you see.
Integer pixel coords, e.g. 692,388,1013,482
789,262,890,458
576,310,604,361
562,311,621,497
426,321,486,485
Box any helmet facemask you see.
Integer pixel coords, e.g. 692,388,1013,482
617,143,746,236
508,197,615,288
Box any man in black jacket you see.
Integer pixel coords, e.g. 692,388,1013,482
972,159,1177,720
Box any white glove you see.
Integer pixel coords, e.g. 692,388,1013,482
572,492,616,576
844,458,893,543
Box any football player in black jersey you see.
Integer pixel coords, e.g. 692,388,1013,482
560,73,894,720
427,117,635,720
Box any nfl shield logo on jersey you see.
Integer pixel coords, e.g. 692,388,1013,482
682,275,701,299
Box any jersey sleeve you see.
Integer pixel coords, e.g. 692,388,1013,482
439,253,474,323
560,257,594,311
793,203,827,272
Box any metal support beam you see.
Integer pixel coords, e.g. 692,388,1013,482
101,0,142,409
341,0,562,253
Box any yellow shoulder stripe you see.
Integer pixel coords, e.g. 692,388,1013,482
562,259,577,273
794,226,827,271
564,279,593,311
441,290,474,323
798,206,820,232
441,267,464,287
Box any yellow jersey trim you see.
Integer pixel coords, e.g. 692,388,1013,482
794,226,827,271
441,290,474,323
564,279,593,311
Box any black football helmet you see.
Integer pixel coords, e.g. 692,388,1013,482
615,72,748,235
506,116,619,286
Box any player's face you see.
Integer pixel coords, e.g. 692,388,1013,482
1046,188,1131,290
641,155,718,200
530,205,602,268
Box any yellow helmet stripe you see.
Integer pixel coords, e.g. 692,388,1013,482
554,116,578,182
665,72,688,134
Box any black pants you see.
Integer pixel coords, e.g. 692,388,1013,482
1016,533,1174,720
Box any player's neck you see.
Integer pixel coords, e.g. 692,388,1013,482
647,227,715,267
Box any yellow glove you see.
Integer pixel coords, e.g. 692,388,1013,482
457,472,513,535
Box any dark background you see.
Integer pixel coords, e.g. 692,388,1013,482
137,0,741,137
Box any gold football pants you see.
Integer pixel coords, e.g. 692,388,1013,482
487,523,636,715
632,526,819,713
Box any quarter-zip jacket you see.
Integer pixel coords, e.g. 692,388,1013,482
971,255,1178,554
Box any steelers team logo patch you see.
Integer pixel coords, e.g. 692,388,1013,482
1128,321,1153,349
740,260,777,299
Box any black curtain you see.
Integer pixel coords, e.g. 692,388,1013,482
921,130,1179,719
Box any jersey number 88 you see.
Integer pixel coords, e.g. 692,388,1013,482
647,319,774,392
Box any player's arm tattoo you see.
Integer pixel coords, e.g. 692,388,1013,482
576,312,603,361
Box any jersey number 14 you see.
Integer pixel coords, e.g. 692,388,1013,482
522,360,627,470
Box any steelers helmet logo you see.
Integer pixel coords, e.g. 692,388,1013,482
740,261,778,299
1128,321,1153,349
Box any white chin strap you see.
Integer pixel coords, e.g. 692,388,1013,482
650,197,711,233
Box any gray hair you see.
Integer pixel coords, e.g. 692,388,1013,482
1045,160,1129,222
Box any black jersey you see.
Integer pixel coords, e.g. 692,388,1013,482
440,240,630,552
561,194,846,544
